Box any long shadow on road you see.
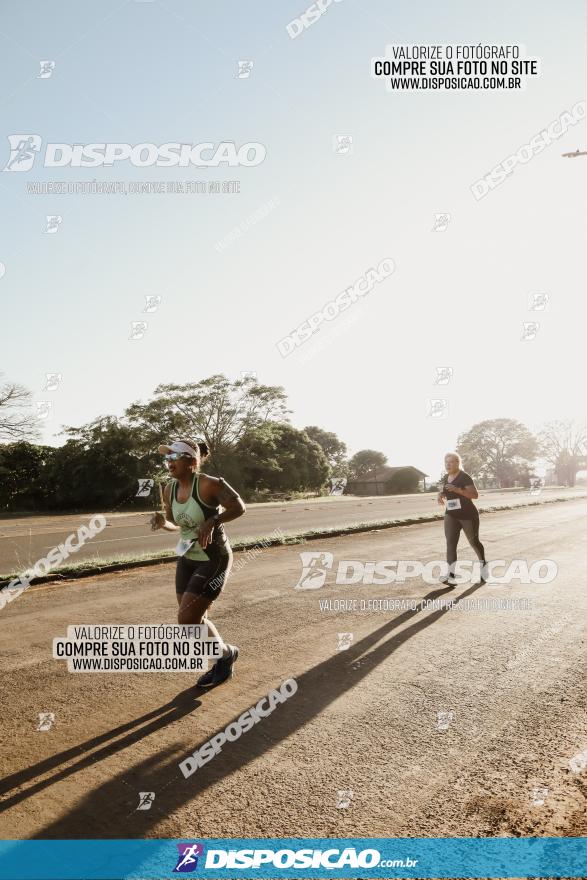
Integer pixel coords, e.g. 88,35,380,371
0,692,204,813
10,582,484,838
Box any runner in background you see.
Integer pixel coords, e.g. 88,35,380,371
437,452,487,586
150,439,246,688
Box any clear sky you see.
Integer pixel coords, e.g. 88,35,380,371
1,0,586,479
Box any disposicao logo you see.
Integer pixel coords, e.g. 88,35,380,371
202,847,383,870
174,843,204,872
3,136,266,170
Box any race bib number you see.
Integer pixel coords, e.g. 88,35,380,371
446,498,461,511
175,537,195,556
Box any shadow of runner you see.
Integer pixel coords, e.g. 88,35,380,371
31,582,484,838
0,688,204,811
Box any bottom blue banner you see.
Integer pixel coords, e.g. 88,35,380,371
0,837,585,879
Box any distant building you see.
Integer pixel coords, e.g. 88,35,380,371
346,465,429,496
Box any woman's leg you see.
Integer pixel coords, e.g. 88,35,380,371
177,590,227,653
460,517,486,562
176,557,236,687
175,557,225,637
444,514,461,577
175,557,192,607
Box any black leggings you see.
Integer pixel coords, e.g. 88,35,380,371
444,514,485,568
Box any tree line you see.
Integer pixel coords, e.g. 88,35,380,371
0,372,585,512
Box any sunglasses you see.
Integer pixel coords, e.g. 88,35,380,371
163,452,192,461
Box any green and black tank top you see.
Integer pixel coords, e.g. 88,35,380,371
170,473,230,562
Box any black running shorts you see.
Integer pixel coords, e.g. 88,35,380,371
175,552,232,600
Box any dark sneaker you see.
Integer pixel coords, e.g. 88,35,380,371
440,576,456,587
197,645,239,688
195,666,216,688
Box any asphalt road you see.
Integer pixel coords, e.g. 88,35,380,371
1,487,586,577
1,499,586,841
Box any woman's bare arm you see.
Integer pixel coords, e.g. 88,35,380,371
150,482,179,531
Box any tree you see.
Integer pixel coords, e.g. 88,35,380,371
0,442,51,511
348,449,387,479
234,423,330,496
124,374,290,464
456,418,539,488
303,426,347,474
56,416,159,509
0,375,39,442
538,420,587,487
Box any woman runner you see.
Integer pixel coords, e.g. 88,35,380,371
437,452,487,586
150,439,246,687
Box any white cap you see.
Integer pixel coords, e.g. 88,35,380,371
158,441,198,458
